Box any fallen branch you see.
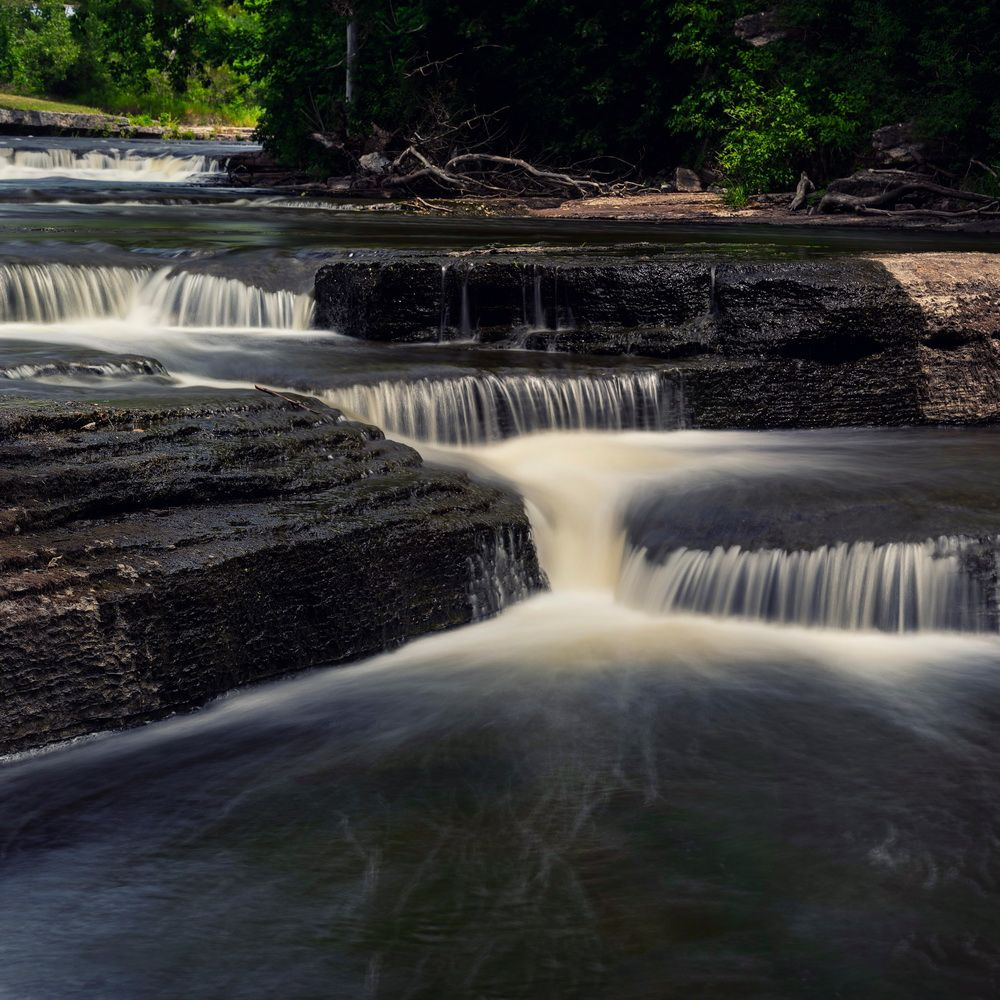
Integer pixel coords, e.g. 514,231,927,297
254,385,331,418
789,171,814,212
445,153,604,197
820,175,997,215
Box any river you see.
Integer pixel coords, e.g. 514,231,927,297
1,138,999,999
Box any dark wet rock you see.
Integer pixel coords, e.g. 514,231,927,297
0,391,542,755
871,122,952,169
314,250,1000,428
315,255,713,354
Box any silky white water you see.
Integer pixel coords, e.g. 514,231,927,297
420,430,995,633
0,146,219,181
325,371,684,444
619,537,988,632
0,263,313,329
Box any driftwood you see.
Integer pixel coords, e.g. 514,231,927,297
307,136,644,199
818,166,1000,218
789,171,814,211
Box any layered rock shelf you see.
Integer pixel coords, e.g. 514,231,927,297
0,391,541,754
315,251,1000,427
0,107,254,141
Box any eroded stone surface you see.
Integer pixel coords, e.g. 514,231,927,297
873,253,1000,423
314,251,1000,428
0,391,541,754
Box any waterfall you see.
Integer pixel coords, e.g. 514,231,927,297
0,357,168,381
532,267,545,330
0,263,313,329
459,264,474,340
0,263,146,323
325,371,685,444
618,537,993,633
135,271,315,329
0,147,220,181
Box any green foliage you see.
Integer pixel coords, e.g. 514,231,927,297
0,0,260,126
0,0,80,93
722,183,749,209
717,80,860,191
671,0,1000,189
1,0,999,186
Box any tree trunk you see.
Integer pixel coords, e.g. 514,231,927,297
345,18,357,105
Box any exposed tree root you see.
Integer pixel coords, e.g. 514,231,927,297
819,166,999,219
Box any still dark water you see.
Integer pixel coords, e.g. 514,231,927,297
2,139,1000,999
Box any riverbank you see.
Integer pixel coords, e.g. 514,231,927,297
524,191,1000,234
0,106,255,142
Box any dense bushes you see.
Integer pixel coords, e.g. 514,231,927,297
249,0,1000,185
670,0,1000,190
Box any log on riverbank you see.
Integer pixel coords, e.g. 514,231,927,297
0,391,542,755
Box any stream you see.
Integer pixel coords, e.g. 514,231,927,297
1,138,1000,999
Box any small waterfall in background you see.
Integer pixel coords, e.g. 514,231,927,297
437,263,477,341
459,264,474,339
532,266,545,329
0,263,313,329
0,357,168,381
0,147,220,181
618,536,995,633
325,371,685,444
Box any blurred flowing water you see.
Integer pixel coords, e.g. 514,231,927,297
2,138,1000,999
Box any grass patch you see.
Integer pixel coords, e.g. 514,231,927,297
0,90,257,128
0,91,108,115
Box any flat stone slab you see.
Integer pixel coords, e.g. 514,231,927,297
314,250,1000,427
0,391,541,755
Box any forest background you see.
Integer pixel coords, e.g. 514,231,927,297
1,0,998,197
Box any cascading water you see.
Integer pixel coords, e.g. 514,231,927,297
0,357,168,381
466,527,541,621
135,271,315,329
423,431,1000,634
0,263,314,329
0,263,145,323
0,147,220,181
618,537,993,633
324,371,685,444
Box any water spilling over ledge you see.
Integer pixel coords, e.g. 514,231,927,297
316,250,1000,428
0,262,314,329
324,371,686,444
619,537,997,633
0,356,169,382
0,146,220,181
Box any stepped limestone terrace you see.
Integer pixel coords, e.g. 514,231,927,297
317,251,1000,427
0,262,314,329
5,181,1000,997
0,145,221,181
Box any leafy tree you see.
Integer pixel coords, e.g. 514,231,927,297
0,0,80,93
